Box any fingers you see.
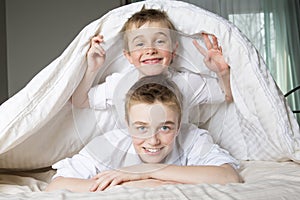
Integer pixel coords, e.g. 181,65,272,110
88,39,106,57
91,35,104,44
202,33,213,49
90,171,126,192
94,44,106,56
202,33,221,51
211,35,218,49
90,35,105,54
90,175,111,192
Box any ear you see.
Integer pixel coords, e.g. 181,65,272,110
123,49,134,64
125,115,130,128
172,41,179,59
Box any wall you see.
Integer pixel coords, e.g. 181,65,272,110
4,0,121,99
0,0,7,104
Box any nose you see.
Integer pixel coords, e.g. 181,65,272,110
144,46,157,55
147,133,160,146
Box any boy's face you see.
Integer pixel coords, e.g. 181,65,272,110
127,102,179,163
124,22,177,76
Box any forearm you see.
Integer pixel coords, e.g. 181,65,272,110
71,68,98,108
121,179,179,188
45,177,95,192
216,67,233,102
148,164,241,185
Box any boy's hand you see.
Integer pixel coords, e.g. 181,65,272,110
193,33,233,102
192,33,229,75
89,169,149,191
87,34,106,72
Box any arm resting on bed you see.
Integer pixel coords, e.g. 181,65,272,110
90,163,242,191
44,176,96,192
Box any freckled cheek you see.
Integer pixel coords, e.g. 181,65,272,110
131,54,143,66
160,134,176,145
160,51,173,63
132,137,145,147
129,49,142,57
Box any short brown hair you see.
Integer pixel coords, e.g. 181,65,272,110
121,7,177,51
121,7,176,32
125,74,182,124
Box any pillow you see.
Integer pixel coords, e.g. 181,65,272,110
0,0,299,170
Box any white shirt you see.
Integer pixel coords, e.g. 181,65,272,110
88,67,225,124
52,124,239,179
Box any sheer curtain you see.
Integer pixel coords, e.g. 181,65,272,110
130,0,300,122
181,0,300,122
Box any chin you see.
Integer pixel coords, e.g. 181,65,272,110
139,65,167,76
140,156,161,164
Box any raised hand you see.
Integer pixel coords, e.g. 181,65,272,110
193,33,233,102
192,33,229,75
87,34,106,72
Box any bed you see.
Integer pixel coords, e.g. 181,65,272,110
1,0,300,199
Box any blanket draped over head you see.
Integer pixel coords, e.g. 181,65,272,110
0,0,299,170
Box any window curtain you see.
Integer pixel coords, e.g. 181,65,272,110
130,0,300,122
263,0,300,123
184,0,300,122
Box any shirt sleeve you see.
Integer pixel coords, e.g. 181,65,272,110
175,72,225,107
52,148,99,179
186,127,239,169
202,74,226,104
51,134,114,179
88,73,124,110
51,130,133,180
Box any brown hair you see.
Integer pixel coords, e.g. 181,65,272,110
121,7,177,51
125,74,183,125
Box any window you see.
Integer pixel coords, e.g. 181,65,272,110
228,12,276,76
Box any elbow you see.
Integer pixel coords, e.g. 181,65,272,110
221,164,243,184
225,94,233,103
44,176,66,192
226,168,244,184
227,171,243,184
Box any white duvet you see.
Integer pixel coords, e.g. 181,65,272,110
0,0,299,172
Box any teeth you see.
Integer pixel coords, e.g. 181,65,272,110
146,148,160,153
143,58,161,63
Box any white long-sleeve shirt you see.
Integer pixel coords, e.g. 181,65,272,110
88,67,224,125
52,124,238,179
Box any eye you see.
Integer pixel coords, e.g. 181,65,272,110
160,125,170,132
136,42,144,47
155,39,166,45
137,126,147,133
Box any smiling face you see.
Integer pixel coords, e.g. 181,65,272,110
123,22,178,76
124,75,183,163
127,102,179,163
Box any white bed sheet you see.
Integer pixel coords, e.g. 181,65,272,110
0,161,299,200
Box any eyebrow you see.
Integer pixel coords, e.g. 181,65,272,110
132,121,176,126
160,121,176,126
132,121,148,126
131,31,169,43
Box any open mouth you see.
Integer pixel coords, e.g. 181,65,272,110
142,58,163,65
143,147,163,154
